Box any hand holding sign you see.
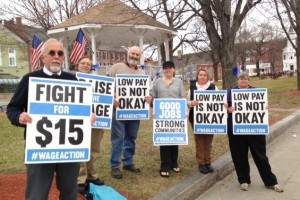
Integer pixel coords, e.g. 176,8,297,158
19,112,32,125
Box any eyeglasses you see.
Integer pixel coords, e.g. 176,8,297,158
79,62,92,66
48,50,64,57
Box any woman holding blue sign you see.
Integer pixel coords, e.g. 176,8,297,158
76,56,105,193
187,69,217,174
227,72,283,192
152,61,186,178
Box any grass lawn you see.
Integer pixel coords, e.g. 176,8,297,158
0,76,300,199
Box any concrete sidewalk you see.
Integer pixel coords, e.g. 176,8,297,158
196,119,300,200
151,110,300,200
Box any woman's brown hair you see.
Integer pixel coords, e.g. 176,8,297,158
196,68,210,82
75,56,92,71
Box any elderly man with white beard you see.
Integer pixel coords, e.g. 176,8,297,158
6,38,81,199
107,46,152,179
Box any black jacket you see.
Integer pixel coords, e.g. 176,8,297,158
188,80,216,126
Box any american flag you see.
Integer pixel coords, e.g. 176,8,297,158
31,35,43,70
69,28,88,64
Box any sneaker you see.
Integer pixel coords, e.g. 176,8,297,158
199,164,209,174
123,164,141,173
240,183,249,191
111,168,122,179
205,164,214,173
87,178,104,186
267,184,284,193
77,183,87,194
82,192,94,200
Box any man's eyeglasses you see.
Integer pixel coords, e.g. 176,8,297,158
48,50,64,57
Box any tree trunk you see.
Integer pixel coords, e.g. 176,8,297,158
256,60,260,77
221,48,235,90
160,43,166,62
213,63,219,82
211,50,219,82
297,35,300,90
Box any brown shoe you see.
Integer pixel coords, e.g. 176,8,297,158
123,164,141,173
111,168,122,179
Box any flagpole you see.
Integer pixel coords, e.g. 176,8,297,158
29,39,32,73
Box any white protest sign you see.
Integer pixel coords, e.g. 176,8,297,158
116,74,150,120
193,90,227,134
76,72,115,129
25,77,93,164
153,99,188,146
232,88,269,135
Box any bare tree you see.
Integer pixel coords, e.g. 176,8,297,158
235,28,252,71
274,0,300,90
127,0,199,62
188,17,221,82
267,38,286,73
183,0,262,89
235,22,285,77
249,23,274,77
0,0,100,31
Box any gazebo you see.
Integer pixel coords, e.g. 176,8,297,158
47,0,177,71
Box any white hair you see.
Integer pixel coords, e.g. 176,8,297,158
41,38,64,54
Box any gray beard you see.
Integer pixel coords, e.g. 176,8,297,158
50,66,61,73
128,58,138,66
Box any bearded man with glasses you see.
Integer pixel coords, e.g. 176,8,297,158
7,38,81,199
107,46,152,179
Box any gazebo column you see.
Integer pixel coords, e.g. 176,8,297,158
58,36,69,72
164,38,170,61
86,29,99,65
132,28,147,66
138,35,144,66
156,39,162,67
90,32,97,65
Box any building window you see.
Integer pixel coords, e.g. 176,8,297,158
111,52,115,60
103,52,107,59
283,55,286,60
9,48,16,66
290,56,293,60
96,51,100,58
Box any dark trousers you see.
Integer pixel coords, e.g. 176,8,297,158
26,163,80,200
160,145,178,171
228,130,278,186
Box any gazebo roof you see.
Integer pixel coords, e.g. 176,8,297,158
48,0,176,48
